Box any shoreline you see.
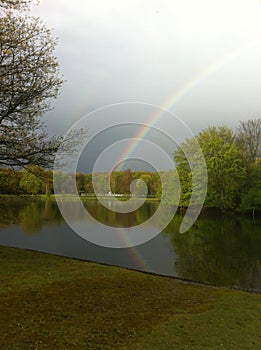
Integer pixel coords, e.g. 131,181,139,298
1,244,260,295
0,194,260,217
0,245,260,349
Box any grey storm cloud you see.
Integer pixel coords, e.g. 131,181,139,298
32,0,261,130
32,0,261,171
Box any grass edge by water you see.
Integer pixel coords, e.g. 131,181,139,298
0,246,260,350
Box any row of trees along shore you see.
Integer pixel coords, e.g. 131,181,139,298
0,167,162,197
0,119,260,213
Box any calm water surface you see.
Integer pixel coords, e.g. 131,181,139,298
0,197,260,292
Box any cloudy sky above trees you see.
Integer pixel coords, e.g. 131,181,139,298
32,0,261,136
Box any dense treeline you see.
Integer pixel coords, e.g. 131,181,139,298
0,167,162,197
0,119,260,211
54,169,162,197
0,167,53,195
168,119,261,211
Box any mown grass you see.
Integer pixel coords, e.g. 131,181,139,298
0,246,260,349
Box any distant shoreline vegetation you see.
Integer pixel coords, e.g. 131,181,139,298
0,120,260,214
0,194,259,218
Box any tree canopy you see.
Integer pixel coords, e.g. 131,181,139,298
0,0,64,167
0,0,34,10
173,126,247,210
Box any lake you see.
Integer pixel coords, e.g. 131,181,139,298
0,197,260,292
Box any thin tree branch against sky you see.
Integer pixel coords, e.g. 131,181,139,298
31,0,261,134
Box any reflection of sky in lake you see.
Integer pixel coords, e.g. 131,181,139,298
0,223,177,277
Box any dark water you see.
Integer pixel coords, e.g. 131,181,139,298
0,197,260,292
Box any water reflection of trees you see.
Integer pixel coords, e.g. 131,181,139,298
163,213,261,290
1,198,260,290
0,197,26,226
82,199,159,227
0,198,159,233
0,198,64,234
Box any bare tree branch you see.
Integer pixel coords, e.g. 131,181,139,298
236,118,261,164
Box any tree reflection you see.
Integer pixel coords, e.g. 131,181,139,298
163,213,261,290
1,198,260,291
0,198,64,234
0,197,27,226
20,203,43,234
82,199,159,227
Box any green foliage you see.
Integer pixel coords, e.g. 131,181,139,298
0,0,63,167
0,168,22,194
173,126,246,210
89,170,162,196
76,172,86,193
53,171,76,194
173,141,193,207
200,127,246,209
157,170,180,205
241,160,261,209
84,173,94,194
19,166,42,195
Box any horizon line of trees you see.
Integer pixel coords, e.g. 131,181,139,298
0,167,163,197
0,118,260,212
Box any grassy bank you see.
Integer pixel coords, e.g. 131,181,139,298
0,246,260,349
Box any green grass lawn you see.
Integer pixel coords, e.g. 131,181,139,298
0,246,260,349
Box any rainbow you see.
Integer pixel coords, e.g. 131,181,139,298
109,40,261,261
116,39,260,170
128,246,150,270
82,40,260,266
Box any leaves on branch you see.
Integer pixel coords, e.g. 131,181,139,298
0,0,82,168
0,0,36,11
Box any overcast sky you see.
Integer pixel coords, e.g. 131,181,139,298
31,1,261,173
32,0,261,136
